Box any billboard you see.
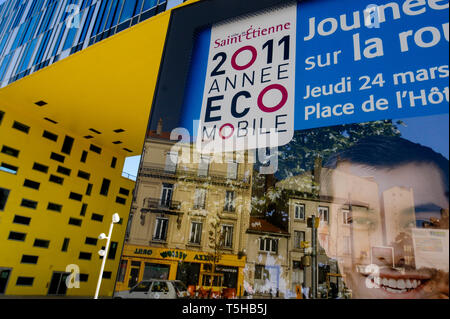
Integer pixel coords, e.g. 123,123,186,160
139,0,449,300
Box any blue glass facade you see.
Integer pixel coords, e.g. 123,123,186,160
0,0,184,87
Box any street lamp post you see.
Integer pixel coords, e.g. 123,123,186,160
94,213,120,299
307,215,319,299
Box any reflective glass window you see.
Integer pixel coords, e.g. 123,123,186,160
119,0,137,23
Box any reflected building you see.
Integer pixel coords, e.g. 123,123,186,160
382,187,415,236
319,166,384,268
274,164,383,297
117,122,253,297
243,149,447,299
381,186,416,267
244,217,289,298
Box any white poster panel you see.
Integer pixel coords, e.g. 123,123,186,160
197,3,297,153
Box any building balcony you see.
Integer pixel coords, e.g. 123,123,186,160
223,206,236,213
140,197,182,214
139,164,252,188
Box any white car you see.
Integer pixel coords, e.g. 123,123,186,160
114,280,190,299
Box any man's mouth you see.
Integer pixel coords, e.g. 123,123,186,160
371,276,428,294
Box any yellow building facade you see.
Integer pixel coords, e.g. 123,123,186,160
0,107,134,296
117,128,253,297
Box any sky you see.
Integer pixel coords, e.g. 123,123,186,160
123,156,141,181
166,0,184,10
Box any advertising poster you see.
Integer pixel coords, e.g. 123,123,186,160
182,0,449,151
177,0,449,300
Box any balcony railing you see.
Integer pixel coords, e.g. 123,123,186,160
141,197,182,213
139,163,251,187
223,206,236,213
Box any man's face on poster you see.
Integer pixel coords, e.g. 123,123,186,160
320,161,449,299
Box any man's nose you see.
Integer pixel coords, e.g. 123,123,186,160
374,255,393,268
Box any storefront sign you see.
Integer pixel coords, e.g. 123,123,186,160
125,245,247,274
134,248,153,256
194,254,220,262
160,250,188,260
216,265,238,273
182,0,449,152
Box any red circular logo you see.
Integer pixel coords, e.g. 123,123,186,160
219,123,235,140
231,46,258,71
257,84,288,113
